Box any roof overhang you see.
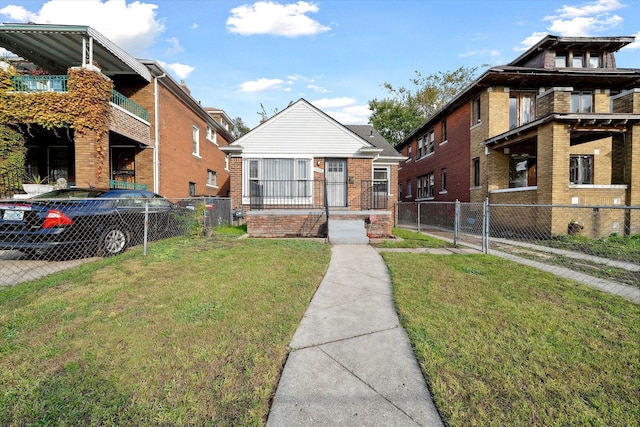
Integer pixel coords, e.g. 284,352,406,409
485,113,640,149
220,145,244,155
358,147,383,157
0,23,151,81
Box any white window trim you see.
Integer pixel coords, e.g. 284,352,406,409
192,125,200,157
206,126,218,145
373,166,390,195
241,157,313,205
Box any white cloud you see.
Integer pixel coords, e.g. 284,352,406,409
624,31,640,49
324,104,370,125
226,1,331,37
515,32,548,52
158,61,195,80
543,0,625,36
307,84,327,93
516,0,629,53
311,97,356,108
0,5,36,21
164,37,184,56
241,77,285,93
0,0,166,56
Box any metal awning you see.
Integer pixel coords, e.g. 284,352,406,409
0,23,150,81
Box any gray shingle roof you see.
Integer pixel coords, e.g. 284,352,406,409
345,125,404,159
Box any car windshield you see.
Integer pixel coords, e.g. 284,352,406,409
32,189,108,199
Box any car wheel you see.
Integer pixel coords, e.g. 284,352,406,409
97,227,129,257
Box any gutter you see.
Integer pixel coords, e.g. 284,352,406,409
154,73,166,193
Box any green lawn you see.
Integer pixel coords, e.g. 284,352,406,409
2,227,638,426
385,247,639,426
0,232,330,426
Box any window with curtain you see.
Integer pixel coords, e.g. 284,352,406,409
244,158,311,199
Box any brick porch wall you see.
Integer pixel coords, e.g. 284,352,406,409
247,210,393,238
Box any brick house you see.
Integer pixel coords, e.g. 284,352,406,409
221,99,404,238
0,23,232,198
396,35,640,236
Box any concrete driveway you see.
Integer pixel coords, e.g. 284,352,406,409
0,250,97,286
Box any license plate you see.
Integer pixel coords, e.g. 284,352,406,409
2,210,24,221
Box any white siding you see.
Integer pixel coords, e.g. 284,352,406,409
235,100,370,157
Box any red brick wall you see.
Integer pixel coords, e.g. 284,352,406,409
398,104,471,203
154,84,230,198
247,211,393,238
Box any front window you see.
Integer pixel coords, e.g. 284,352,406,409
417,173,434,199
441,168,447,192
407,145,412,160
472,96,481,125
555,53,567,68
192,126,200,156
207,169,217,187
441,119,447,142
473,157,480,187
426,129,435,155
206,126,217,144
189,182,196,196
588,54,601,68
244,158,311,200
509,156,537,188
417,137,424,159
572,52,584,68
571,91,593,113
570,155,594,184
406,179,412,197
509,92,536,129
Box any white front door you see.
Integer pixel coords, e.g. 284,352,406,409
326,159,347,207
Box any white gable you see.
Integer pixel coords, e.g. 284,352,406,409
233,99,371,158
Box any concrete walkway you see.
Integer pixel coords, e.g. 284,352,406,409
266,245,444,426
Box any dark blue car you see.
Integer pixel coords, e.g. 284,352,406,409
0,188,190,259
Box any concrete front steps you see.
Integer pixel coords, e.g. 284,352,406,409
328,218,369,245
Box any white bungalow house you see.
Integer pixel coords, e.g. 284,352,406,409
221,99,404,240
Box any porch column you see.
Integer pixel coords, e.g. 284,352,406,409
627,124,640,234
74,128,109,188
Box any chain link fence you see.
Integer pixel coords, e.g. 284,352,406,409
397,201,640,303
0,196,232,286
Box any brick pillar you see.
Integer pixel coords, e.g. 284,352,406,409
627,124,640,234
74,128,109,188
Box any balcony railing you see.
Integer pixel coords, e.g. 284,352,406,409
110,90,149,122
11,75,149,122
248,179,388,211
109,180,149,191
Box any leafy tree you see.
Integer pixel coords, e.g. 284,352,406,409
231,117,251,139
368,66,480,145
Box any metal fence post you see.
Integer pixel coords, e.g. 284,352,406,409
454,199,460,246
143,201,149,256
417,202,421,233
483,198,490,254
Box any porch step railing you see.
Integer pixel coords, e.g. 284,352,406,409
248,179,388,211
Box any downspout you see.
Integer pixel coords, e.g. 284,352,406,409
153,74,166,193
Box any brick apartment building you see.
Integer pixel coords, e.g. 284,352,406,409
0,23,232,198
397,35,640,236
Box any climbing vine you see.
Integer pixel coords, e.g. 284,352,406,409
0,66,113,179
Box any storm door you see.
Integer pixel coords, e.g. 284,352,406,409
325,159,347,207
111,146,136,184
